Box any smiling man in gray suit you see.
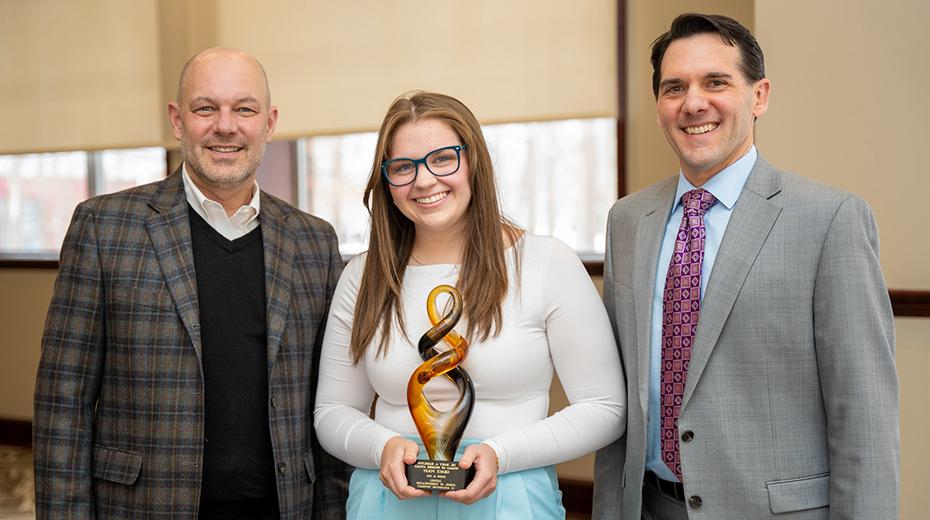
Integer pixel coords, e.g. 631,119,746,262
593,13,898,519
34,48,350,519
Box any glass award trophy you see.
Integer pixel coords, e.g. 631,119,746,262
405,284,476,491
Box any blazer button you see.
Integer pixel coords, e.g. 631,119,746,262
681,430,694,442
271,395,278,408
688,495,703,509
278,462,287,474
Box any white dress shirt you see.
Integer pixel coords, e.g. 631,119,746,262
181,165,261,240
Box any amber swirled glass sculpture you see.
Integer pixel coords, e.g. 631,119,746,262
406,284,476,462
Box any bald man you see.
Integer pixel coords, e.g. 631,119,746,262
34,48,350,519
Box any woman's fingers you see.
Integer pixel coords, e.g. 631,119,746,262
379,436,429,499
442,443,499,505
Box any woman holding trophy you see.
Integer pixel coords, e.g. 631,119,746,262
314,91,626,519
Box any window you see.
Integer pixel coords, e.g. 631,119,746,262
0,152,88,256
2,119,617,260
484,118,616,256
0,148,166,258
97,147,168,195
301,118,616,257
302,132,378,255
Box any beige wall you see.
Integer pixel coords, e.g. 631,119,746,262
0,269,56,420
755,0,929,288
896,318,929,520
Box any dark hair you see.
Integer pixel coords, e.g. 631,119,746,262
650,13,765,97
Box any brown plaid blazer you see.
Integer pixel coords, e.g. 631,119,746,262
34,171,351,519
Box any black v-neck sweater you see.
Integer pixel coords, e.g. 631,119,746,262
189,206,279,518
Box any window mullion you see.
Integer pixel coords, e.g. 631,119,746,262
295,138,310,212
87,151,104,196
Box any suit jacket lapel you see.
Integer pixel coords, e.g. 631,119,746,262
682,157,784,409
634,178,678,415
146,170,203,361
260,194,295,365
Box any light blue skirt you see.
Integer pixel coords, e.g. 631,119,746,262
347,438,566,520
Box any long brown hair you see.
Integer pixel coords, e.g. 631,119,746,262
350,91,521,363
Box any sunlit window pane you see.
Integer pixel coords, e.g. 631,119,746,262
484,118,616,254
301,118,616,257
0,152,89,255
303,132,378,255
98,147,166,194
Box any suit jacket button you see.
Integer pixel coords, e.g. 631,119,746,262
681,430,694,442
278,462,287,474
688,495,702,509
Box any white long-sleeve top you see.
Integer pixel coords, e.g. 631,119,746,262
314,235,626,475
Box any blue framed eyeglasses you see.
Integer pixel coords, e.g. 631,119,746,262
381,145,467,187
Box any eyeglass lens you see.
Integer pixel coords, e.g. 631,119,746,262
385,147,460,185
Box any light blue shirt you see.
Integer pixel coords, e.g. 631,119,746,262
645,146,757,481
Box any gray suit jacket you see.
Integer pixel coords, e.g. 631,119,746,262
34,171,351,519
593,157,898,519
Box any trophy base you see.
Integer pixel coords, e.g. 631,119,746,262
405,459,476,491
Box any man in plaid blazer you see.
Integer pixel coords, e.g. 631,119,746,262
34,48,350,519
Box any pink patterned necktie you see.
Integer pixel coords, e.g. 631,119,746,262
661,188,716,481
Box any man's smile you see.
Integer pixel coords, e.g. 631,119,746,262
683,123,719,135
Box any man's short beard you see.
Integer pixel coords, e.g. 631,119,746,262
181,140,264,190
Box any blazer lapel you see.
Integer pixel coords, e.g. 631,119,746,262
146,170,203,361
260,194,295,365
682,157,784,409
633,178,678,414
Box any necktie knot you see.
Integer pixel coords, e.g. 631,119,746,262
682,188,716,217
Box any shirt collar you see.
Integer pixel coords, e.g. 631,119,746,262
181,163,261,221
673,145,757,211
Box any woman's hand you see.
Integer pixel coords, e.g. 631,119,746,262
379,436,430,500
442,443,499,505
